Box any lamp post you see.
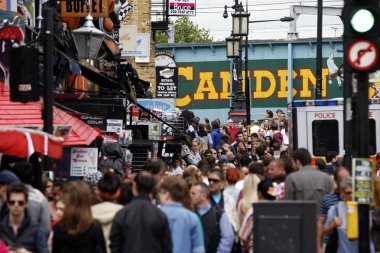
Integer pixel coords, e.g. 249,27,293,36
225,5,294,157
72,0,105,59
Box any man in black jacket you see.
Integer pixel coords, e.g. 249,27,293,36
110,171,172,253
0,183,48,253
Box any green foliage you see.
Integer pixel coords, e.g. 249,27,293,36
155,17,213,44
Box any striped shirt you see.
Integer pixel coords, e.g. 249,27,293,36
319,192,341,216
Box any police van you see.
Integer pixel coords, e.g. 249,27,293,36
290,98,380,161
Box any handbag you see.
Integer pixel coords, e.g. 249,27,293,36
325,204,340,253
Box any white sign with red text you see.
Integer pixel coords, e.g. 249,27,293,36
70,148,98,177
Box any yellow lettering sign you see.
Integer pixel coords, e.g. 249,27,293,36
176,66,193,107
253,70,276,99
220,71,231,100
194,72,218,100
277,69,298,98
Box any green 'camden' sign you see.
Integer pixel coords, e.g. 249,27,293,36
175,57,344,110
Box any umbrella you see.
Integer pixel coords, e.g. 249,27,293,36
0,128,64,159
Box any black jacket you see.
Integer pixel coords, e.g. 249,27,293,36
110,195,172,253
52,220,106,253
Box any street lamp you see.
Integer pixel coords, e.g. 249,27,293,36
232,12,249,36
226,36,241,58
72,2,105,59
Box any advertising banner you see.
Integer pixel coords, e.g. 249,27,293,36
168,0,196,16
156,67,178,98
121,33,150,57
175,57,345,110
352,158,374,204
119,25,137,53
70,148,98,177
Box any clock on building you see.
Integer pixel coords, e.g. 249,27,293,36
155,51,176,67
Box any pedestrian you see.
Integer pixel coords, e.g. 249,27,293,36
224,168,240,232
110,171,172,253
0,170,20,220
190,182,235,253
185,141,202,166
211,119,223,149
285,148,334,211
10,162,51,235
52,181,106,253
208,169,226,210
0,183,48,253
226,118,238,143
324,177,375,253
142,158,166,184
237,174,261,226
92,172,123,253
158,176,205,253
317,167,349,253
172,154,185,176
197,123,213,149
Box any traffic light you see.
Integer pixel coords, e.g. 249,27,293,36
343,0,380,72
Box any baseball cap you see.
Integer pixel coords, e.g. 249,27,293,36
219,155,228,163
0,170,20,184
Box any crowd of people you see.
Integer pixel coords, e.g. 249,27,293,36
0,110,380,253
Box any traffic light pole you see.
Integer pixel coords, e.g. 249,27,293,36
354,72,370,253
315,0,323,100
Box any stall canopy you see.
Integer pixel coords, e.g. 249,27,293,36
0,88,99,146
0,127,63,159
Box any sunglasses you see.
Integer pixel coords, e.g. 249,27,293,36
208,178,221,184
8,200,25,206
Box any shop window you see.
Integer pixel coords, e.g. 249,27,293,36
312,120,339,156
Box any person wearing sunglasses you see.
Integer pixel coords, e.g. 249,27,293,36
0,183,48,253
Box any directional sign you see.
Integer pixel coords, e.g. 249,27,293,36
347,40,379,71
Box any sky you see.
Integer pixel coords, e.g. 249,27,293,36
183,0,344,41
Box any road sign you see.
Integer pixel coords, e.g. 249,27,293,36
347,40,379,71
352,158,374,204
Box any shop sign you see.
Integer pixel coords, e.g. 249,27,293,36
353,158,374,204
61,0,109,17
119,25,137,52
121,33,150,57
107,119,123,132
156,67,178,98
80,115,106,130
136,98,176,112
70,148,98,177
168,0,196,16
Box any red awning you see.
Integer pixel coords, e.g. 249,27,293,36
0,86,99,146
0,128,63,159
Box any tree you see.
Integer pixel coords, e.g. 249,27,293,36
155,17,213,44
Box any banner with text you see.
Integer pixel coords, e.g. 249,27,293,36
353,158,374,204
168,0,196,16
122,33,150,57
156,67,178,98
70,148,98,177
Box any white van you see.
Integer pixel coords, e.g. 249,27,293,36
289,98,380,162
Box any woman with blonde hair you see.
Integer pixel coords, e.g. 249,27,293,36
52,181,106,253
237,174,261,226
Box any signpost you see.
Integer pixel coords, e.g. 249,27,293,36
353,158,374,204
347,40,378,71
343,1,380,252
156,67,178,98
